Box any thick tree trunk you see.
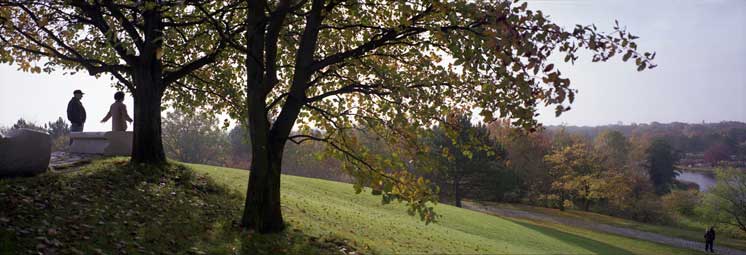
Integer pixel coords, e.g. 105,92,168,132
241,90,285,232
129,2,166,165
130,68,166,165
240,0,322,233
242,136,285,233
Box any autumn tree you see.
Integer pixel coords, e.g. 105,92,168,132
0,1,237,164
544,143,607,211
594,130,629,169
184,0,656,232
490,120,553,203
704,143,731,167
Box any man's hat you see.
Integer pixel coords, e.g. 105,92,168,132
73,89,84,95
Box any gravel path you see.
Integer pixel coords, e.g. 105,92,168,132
463,202,746,255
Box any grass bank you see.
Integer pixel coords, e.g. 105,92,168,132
1,159,705,254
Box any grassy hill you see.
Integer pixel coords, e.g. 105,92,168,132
474,202,746,251
1,158,704,254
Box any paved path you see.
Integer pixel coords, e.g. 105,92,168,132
463,202,746,255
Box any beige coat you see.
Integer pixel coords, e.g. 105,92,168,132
102,101,133,131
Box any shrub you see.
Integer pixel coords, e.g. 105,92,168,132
624,195,672,224
661,189,701,216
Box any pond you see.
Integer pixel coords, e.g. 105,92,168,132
676,170,717,192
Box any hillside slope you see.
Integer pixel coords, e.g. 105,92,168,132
0,159,703,254
191,163,703,255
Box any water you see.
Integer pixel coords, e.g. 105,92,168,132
676,171,717,192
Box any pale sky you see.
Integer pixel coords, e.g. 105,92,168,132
1,0,745,131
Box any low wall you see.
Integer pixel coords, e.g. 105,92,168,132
69,131,133,156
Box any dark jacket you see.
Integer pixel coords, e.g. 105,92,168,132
67,97,86,124
705,228,716,241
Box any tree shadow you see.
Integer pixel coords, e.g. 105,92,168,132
507,219,634,255
0,158,354,254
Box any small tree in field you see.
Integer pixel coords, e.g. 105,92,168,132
178,0,657,232
162,110,230,166
699,168,746,235
426,114,506,208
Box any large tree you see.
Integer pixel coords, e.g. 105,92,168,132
646,138,679,194
0,1,237,164
176,0,656,233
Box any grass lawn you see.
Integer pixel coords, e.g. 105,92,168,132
480,202,746,251
1,158,706,254
190,163,705,254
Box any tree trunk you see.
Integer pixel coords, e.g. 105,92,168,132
240,0,321,233
241,138,285,233
130,68,166,165
583,199,590,211
129,2,166,165
454,179,462,208
241,92,285,232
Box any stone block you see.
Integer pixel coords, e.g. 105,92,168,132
0,128,52,177
69,131,132,156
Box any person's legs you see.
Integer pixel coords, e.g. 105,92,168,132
70,123,83,132
69,123,83,145
711,241,715,253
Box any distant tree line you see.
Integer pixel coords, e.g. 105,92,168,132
5,114,744,238
547,122,746,166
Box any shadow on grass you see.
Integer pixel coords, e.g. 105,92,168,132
507,219,634,255
0,158,350,254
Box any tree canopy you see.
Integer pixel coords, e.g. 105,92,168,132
0,0,238,163
2,0,657,233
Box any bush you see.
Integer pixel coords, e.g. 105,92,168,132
624,196,672,224
662,189,701,216
51,134,70,152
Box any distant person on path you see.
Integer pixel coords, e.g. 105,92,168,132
704,226,716,253
101,92,133,131
66,89,86,132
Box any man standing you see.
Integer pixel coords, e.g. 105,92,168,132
704,226,716,253
67,90,86,132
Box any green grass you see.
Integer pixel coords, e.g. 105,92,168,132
676,165,718,173
478,202,746,251
190,163,706,254
1,159,707,254
0,158,345,254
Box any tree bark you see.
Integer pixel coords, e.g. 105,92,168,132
129,2,166,165
240,0,322,233
130,67,166,165
454,181,462,208
240,81,286,232
241,132,285,232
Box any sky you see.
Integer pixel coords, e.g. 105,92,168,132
1,0,745,131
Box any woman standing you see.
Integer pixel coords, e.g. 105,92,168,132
101,92,133,131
